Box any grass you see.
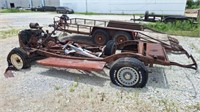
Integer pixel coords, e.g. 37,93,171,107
54,85,61,90
69,77,79,92
75,12,100,15
187,103,200,111
145,21,200,37
0,29,19,39
159,99,178,112
0,9,32,13
74,12,140,16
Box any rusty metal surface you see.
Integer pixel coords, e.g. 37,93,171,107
32,44,197,70
146,43,167,61
14,15,198,70
37,57,106,71
4,67,14,78
107,20,143,30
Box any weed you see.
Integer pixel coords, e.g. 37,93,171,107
187,103,200,111
69,82,78,92
90,87,93,92
69,77,79,92
0,29,20,39
159,99,178,112
98,92,106,101
54,85,61,90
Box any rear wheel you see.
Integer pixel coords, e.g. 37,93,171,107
7,48,31,70
110,57,148,88
92,29,109,45
113,31,132,44
66,11,69,14
104,40,116,56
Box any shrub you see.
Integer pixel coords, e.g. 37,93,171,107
187,0,200,9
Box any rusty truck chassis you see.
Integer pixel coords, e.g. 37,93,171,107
5,15,197,88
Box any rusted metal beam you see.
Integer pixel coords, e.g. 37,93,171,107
37,57,106,71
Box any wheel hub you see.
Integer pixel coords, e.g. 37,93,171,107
117,36,126,43
124,73,132,80
10,54,23,70
117,67,139,86
96,34,104,43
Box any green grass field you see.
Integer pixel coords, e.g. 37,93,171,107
145,21,200,37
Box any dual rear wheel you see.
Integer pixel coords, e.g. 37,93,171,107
92,29,132,45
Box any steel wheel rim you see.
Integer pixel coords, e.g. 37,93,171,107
95,34,105,44
10,54,23,70
117,67,139,86
116,36,127,43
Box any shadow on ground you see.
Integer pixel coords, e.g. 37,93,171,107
147,67,169,88
39,66,109,87
38,64,169,89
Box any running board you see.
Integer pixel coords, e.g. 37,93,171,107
37,57,106,71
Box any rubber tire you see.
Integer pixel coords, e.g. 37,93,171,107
7,48,31,70
110,57,148,88
104,40,116,56
66,11,69,14
112,31,132,44
92,29,109,46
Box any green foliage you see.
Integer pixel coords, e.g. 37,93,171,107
145,21,200,37
187,0,200,9
69,77,79,92
74,12,137,15
0,9,31,13
75,12,101,15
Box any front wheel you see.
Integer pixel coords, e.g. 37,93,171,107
7,48,31,70
110,57,148,88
